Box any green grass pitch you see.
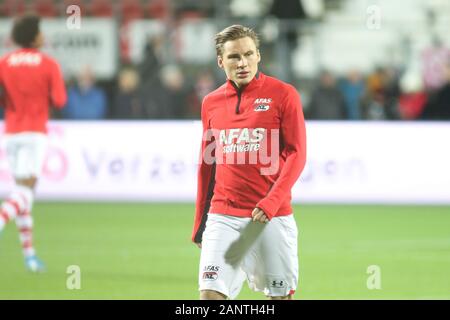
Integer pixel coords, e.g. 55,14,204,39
0,203,449,299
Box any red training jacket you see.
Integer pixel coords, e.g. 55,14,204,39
192,72,307,243
0,48,67,134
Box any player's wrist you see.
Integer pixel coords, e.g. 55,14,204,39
255,201,274,220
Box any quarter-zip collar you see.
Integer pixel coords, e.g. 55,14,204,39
226,72,264,114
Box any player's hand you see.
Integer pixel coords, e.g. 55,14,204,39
195,242,202,249
252,207,269,223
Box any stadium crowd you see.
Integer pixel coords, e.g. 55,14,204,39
1,0,449,121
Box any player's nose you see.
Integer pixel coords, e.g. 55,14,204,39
238,57,248,68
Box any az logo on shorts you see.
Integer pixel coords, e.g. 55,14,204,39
270,280,286,288
203,272,218,281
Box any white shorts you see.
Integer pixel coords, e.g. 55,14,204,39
2,132,48,179
199,213,299,299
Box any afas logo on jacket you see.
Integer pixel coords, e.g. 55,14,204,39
253,98,272,112
219,128,265,145
254,98,272,104
218,128,266,154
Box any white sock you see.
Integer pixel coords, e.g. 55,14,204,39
16,212,35,257
0,185,32,231
14,186,35,257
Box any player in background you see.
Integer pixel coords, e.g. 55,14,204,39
0,14,67,272
192,25,307,300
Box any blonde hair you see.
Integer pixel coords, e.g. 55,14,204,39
214,25,260,57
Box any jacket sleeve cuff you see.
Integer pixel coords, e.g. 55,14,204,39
256,198,279,220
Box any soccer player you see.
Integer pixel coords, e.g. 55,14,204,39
0,14,67,272
192,25,307,300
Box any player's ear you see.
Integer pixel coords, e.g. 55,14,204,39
217,55,224,69
257,50,261,63
32,31,44,49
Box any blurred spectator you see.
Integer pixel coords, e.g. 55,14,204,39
141,64,190,119
269,0,307,83
421,63,450,120
186,69,217,118
62,66,107,120
139,34,165,88
398,71,427,120
338,70,365,120
421,38,450,92
362,67,400,120
270,0,307,21
383,67,401,119
269,0,307,45
112,67,145,119
307,71,347,120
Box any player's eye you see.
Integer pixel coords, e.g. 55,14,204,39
228,55,240,61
